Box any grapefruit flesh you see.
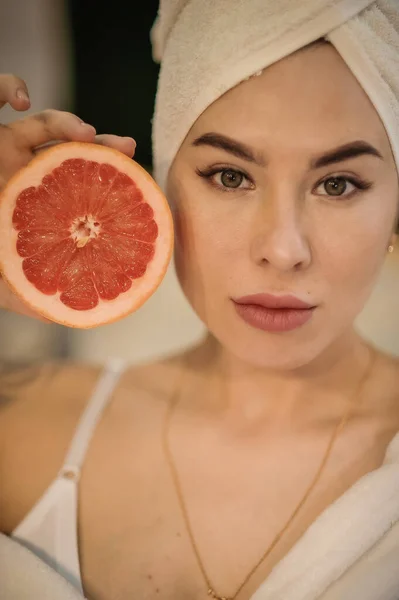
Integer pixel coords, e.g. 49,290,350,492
0,142,173,328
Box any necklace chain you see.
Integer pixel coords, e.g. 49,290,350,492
162,348,376,600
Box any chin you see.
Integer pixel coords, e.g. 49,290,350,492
224,335,323,371
207,308,346,372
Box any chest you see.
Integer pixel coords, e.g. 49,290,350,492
77,427,387,600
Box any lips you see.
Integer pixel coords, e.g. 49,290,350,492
232,294,316,333
233,293,315,310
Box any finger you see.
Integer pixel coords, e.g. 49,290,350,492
35,135,137,157
9,109,97,149
0,74,30,111
33,135,137,157
32,139,68,154
94,134,136,157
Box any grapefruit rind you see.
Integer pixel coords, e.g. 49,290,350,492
0,143,174,328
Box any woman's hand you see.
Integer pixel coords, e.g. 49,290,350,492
0,73,137,321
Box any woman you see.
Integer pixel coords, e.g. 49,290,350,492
1,1,399,599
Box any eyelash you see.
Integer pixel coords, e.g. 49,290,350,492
195,166,373,198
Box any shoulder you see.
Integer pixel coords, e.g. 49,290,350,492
0,348,191,452
0,361,102,433
0,349,187,427
0,361,97,531
0,351,190,533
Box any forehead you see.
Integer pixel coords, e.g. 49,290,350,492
186,42,388,152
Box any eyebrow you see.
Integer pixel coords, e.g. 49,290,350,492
191,132,383,169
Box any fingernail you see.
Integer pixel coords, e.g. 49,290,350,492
16,89,30,102
80,122,96,133
124,137,136,146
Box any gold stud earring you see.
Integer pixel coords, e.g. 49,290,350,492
388,244,394,253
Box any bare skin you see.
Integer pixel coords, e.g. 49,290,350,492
1,41,399,600
1,343,399,600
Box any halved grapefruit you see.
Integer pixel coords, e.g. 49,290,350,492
0,142,173,328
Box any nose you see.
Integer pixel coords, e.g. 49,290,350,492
250,189,311,272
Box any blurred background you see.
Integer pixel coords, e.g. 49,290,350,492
0,0,398,366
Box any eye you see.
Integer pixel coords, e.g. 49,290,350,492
315,176,372,198
196,167,254,191
220,169,244,188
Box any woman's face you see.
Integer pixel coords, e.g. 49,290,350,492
167,42,399,370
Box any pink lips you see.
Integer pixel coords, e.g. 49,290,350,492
232,294,316,332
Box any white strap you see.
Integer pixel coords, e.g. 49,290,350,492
60,358,126,477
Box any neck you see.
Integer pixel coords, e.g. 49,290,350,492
186,331,374,432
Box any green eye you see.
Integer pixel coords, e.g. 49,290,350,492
323,177,348,196
196,166,254,192
315,175,373,199
219,170,244,188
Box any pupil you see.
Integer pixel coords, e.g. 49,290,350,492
326,177,346,195
221,170,242,188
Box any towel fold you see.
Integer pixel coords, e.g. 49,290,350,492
151,0,399,192
249,432,399,599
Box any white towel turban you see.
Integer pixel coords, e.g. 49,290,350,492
150,0,399,193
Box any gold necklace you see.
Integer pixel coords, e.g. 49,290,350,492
162,347,376,600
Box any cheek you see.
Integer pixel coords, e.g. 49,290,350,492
174,202,232,281
315,197,395,305
324,239,382,306
172,191,245,308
